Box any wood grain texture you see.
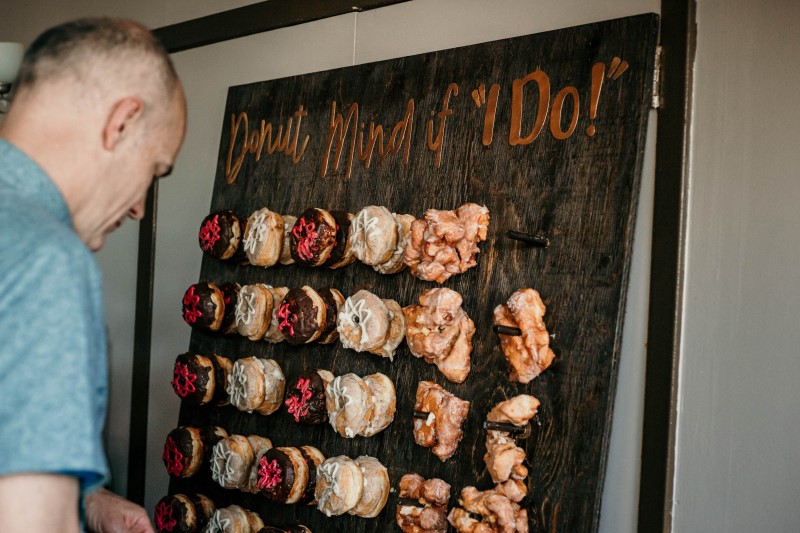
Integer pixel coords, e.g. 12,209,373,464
168,14,658,532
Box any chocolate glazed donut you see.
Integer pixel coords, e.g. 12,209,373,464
284,370,329,424
276,287,325,345
324,211,356,269
256,448,297,503
218,282,241,335
317,287,345,344
171,353,214,405
198,210,241,260
181,282,224,332
290,208,337,266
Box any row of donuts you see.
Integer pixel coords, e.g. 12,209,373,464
154,493,310,533
161,426,389,519
198,202,490,283
171,351,397,437
183,282,556,386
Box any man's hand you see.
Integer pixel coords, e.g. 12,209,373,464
85,488,155,533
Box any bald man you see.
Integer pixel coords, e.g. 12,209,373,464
0,18,187,532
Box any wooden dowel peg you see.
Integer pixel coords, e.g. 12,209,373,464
493,324,557,342
493,324,522,336
506,230,549,248
483,420,531,439
413,410,432,420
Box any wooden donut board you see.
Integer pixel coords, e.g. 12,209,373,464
168,14,659,533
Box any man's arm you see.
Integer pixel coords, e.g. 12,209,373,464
84,488,155,533
0,473,80,533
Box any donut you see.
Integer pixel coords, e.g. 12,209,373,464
235,284,272,341
171,353,215,405
373,213,415,275
278,215,297,265
284,369,334,425
276,286,326,345
243,208,284,267
258,527,312,533
360,373,396,437
263,286,290,343
210,435,254,490
368,299,405,361
227,357,285,415
209,354,233,406
337,290,391,353
315,456,364,516
198,210,241,261
290,208,337,266
317,287,345,344
298,446,326,505
218,282,241,335
154,493,203,533
243,435,274,494
350,456,390,518
199,426,228,464
350,206,399,265
256,447,309,504
324,211,356,269
187,493,215,531
162,427,203,478
181,282,225,332
206,505,261,533
326,373,375,438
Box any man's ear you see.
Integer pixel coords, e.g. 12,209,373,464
102,96,144,151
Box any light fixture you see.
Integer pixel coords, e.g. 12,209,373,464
0,42,24,114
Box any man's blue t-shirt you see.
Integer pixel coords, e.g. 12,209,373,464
0,138,109,496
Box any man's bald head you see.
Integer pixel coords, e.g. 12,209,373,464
14,17,178,117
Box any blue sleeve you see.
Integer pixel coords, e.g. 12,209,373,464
0,233,109,494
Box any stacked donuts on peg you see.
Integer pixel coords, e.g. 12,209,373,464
197,202,490,282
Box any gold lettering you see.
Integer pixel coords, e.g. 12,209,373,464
320,101,359,179
426,83,458,167
550,86,579,140
510,70,550,145
225,112,249,184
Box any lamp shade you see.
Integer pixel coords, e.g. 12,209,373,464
0,42,24,85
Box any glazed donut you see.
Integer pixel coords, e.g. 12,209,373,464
256,447,309,504
324,210,356,269
360,373,396,437
315,456,364,516
235,284,273,341
317,287,345,344
162,427,204,478
219,281,241,335
210,354,233,406
263,286,290,343
199,210,241,261
350,456,390,518
350,206,399,265
373,213,415,275
154,494,203,533
278,215,297,265
298,446,326,505
243,435,274,494
284,369,335,424
337,290,390,353
205,505,262,533
326,373,375,438
243,208,284,267
258,527,312,533
182,282,225,332
276,286,326,344
171,353,215,405
368,299,405,361
227,357,285,415
199,426,228,464
290,208,337,266
210,435,254,490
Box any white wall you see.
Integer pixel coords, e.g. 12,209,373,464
2,2,658,532
673,0,800,530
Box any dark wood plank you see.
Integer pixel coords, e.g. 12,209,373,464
153,0,411,53
168,14,658,532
